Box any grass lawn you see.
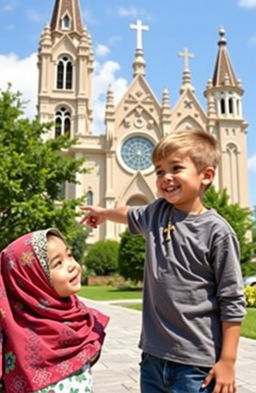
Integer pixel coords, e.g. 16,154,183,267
241,308,256,339
79,286,256,339
122,304,256,340
79,285,142,301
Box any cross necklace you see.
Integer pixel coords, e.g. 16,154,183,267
164,208,175,242
164,206,206,242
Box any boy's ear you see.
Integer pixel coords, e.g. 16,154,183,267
201,166,215,186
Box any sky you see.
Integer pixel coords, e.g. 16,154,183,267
0,0,256,208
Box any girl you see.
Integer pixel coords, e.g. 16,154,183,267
0,228,109,393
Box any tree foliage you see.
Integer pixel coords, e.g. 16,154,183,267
84,240,120,275
204,187,255,264
0,87,88,251
118,229,145,283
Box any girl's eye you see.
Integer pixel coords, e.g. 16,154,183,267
53,260,62,268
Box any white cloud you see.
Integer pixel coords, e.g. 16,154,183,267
0,52,38,119
95,44,110,57
1,1,17,12
238,0,256,8
92,60,128,133
0,52,128,133
108,6,153,21
248,155,256,171
27,9,42,23
82,7,98,25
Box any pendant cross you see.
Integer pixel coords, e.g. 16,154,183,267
164,222,175,241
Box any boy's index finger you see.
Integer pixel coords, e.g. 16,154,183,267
80,205,92,211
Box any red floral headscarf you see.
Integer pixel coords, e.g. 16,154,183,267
0,229,109,393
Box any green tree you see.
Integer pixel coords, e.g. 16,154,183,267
84,240,119,275
0,87,88,251
118,229,145,283
204,187,255,264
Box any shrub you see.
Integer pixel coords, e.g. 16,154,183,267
244,285,256,307
241,262,256,277
84,240,119,276
118,229,145,283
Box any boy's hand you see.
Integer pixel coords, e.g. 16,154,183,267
80,206,106,228
202,359,236,393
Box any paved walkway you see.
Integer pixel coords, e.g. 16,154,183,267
82,298,256,393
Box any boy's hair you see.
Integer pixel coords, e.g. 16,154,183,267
152,129,220,172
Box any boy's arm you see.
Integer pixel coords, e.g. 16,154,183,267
203,321,241,393
80,205,129,228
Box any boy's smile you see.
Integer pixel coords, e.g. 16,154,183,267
154,152,213,213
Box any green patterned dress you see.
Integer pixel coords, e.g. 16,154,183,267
34,364,93,393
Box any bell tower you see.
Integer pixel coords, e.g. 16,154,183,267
204,28,249,206
37,0,94,138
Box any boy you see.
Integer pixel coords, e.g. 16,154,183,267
81,130,246,393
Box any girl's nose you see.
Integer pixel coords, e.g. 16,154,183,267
67,259,78,271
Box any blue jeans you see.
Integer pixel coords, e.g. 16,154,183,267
140,352,214,393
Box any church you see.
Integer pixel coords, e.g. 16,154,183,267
37,0,250,243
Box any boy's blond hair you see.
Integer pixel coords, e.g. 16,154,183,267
152,129,220,172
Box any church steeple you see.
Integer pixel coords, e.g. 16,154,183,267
38,0,94,138
212,28,241,89
204,28,249,207
204,28,243,119
50,0,83,34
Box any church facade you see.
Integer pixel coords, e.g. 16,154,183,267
38,0,250,243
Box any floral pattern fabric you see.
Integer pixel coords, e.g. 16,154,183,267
0,229,109,393
34,364,93,393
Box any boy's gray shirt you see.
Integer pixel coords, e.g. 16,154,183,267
128,198,246,367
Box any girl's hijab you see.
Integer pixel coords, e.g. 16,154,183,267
0,229,109,393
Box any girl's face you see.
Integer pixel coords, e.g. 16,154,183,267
47,235,81,297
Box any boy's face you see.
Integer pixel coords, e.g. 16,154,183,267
154,152,214,212
47,235,81,297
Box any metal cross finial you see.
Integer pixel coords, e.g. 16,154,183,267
178,48,194,71
130,19,149,50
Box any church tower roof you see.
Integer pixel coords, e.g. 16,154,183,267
50,0,83,34
212,28,240,88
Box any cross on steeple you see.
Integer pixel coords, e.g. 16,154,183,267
130,19,149,50
178,48,194,71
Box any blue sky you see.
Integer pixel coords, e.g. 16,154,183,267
0,0,256,208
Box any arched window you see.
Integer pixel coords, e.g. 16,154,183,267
56,56,73,90
55,107,71,138
220,98,225,114
62,15,71,30
226,143,239,203
228,98,233,114
87,190,93,205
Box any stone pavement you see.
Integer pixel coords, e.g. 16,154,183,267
82,298,256,393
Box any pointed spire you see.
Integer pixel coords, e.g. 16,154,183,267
130,19,149,77
50,0,83,34
160,88,171,136
106,85,115,112
178,48,195,93
39,24,52,49
161,88,171,110
212,28,241,88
